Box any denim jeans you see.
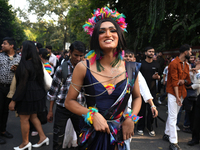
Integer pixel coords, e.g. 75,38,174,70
0,85,11,132
53,105,81,150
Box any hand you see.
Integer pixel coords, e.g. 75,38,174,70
163,81,166,85
47,111,53,123
10,65,18,72
93,112,110,134
177,80,184,85
122,118,135,140
176,97,182,106
151,107,158,118
152,74,160,80
9,100,16,111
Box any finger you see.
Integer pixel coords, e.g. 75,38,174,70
106,126,110,134
123,132,127,141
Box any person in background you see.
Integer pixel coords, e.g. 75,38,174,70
124,50,134,62
124,50,158,131
158,60,170,104
46,45,58,77
9,41,49,150
187,55,200,146
0,37,21,145
36,43,43,52
47,41,86,150
189,55,195,68
137,46,160,137
39,48,52,75
163,44,192,150
58,50,69,66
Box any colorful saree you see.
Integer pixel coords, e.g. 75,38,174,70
79,61,141,150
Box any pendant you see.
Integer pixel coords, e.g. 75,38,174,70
104,84,115,95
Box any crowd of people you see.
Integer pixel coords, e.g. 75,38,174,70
0,6,199,150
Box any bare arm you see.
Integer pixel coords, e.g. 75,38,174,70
47,101,54,123
65,61,88,115
122,76,142,140
65,61,110,134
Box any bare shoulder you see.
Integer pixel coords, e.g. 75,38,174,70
73,60,87,77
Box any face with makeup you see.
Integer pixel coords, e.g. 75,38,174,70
98,21,119,51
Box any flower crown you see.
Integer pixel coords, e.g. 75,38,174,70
83,7,127,36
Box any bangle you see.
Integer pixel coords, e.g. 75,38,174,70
124,110,143,124
151,105,156,109
82,107,98,126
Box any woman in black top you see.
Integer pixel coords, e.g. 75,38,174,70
9,41,49,150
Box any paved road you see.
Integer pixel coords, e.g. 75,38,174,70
0,102,199,150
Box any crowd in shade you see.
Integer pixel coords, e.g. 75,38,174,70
0,6,200,150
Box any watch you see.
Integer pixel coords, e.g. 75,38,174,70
151,105,156,109
184,80,188,84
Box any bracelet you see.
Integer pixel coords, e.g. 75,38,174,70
124,110,143,124
82,107,98,126
151,105,156,109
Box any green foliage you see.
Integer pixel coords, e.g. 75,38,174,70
0,0,26,47
89,0,200,52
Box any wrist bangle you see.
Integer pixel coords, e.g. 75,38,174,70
151,105,156,109
82,107,98,126
124,110,143,124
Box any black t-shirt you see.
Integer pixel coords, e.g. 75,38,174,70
140,60,160,94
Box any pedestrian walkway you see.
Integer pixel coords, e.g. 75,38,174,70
0,103,199,150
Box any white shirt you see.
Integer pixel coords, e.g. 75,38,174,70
49,53,58,74
128,71,153,108
191,69,200,95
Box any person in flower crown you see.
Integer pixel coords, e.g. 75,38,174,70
65,7,142,150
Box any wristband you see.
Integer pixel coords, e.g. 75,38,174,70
151,105,156,109
82,107,98,126
124,110,143,124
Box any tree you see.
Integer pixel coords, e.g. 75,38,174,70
89,0,200,52
0,0,26,47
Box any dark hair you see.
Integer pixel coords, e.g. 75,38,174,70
36,43,43,49
125,49,134,55
144,46,154,52
179,44,191,53
16,41,44,89
46,45,52,51
90,18,126,59
63,50,68,55
69,41,86,53
39,48,50,60
3,37,16,50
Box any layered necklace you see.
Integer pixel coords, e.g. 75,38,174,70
71,50,125,96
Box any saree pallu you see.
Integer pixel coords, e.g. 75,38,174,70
79,62,141,150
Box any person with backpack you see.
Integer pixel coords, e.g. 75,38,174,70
47,41,86,150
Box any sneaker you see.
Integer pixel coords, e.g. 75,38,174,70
137,130,144,136
31,131,38,136
149,130,155,136
163,134,169,142
169,143,182,150
176,125,180,131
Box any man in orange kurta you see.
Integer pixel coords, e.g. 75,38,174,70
163,44,192,150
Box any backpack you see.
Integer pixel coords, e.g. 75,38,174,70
60,61,69,86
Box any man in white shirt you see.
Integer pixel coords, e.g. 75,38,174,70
46,46,58,76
